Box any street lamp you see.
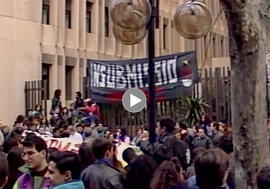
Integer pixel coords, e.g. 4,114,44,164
111,0,212,143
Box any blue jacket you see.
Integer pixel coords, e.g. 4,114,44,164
52,180,85,189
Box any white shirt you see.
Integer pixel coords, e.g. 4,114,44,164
69,131,83,143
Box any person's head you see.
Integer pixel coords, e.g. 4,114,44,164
54,89,61,99
136,128,143,135
197,128,205,137
92,138,113,160
35,105,41,111
67,125,76,135
120,128,127,136
156,117,175,136
75,91,82,99
218,134,233,154
0,152,8,189
62,107,68,114
210,122,220,133
150,160,184,189
79,142,95,170
192,147,207,162
45,151,81,186
122,148,137,165
22,135,48,171
7,147,24,171
126,155,157,189
195,149,229,189
257,165,270,189
76,124,84,134
53,127,61,138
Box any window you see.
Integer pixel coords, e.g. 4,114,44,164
105,6,109,37
42,64,51,100
65,66,73,100
86,1,93,33
212,36,216,57
42,0,50,25
65,0,72,29
163,19,168,50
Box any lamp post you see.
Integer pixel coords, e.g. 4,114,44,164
111,0,212,143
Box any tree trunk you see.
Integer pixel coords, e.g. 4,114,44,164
219,1,270,188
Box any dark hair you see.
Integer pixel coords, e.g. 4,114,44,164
79,142,95,170
7,147,24,171
218,134,233,154
125,155,157,189
49,151,81,180
92,138,113,159
195,149,229,188
76,91,82,98
122,148,137,165
22,135,48,154
14,115,25,126
0,152,8,188
192,147,207,162
160,117,176,133
212,122,220,131
170,157,182,173
257,165,270,189
150,160,184,189
54,89,61,99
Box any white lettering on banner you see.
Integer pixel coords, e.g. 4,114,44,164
90,57,180,89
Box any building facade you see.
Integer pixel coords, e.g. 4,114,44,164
0,0,229,125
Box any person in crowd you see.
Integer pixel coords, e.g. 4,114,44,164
191,128,213,150
52,127,61,138
60,124,70,138
79,142,96,171
81,98,100,125
76,123,84,137
5,147,24,189
81,137,123,189
74,91,84,110
50,89,62,115
68,125,83,142
185,147,207,180
61,107,69,122
122,147,137,169
194,149,229,189
13,115,25,127
210,122,224,146
131,127,143,146
45,151,84,189
118,128,131,144
1,125,10,139
0,152,8,189
218,134,234,189
139,117,189,169
32,105,42,119
150,160,196,189
124,155,157,189
199,115,213,137
257,165,270,189
0,129,4,151
13,135,52,189
3,127,23,153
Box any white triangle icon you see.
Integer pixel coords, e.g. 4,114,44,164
130,94,142,108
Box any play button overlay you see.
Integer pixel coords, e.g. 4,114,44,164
122,88,146,113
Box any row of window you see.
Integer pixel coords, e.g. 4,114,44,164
42,0,110,36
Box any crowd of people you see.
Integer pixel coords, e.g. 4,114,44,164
0,90,270,189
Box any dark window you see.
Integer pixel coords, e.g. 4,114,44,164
42,0,50,24
65,66,73,100
86,1,93,33
105,6,109,37
163,24,167,49
42,64,51,100
65,0,72,29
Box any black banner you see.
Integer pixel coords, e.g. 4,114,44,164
86,51,197,103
